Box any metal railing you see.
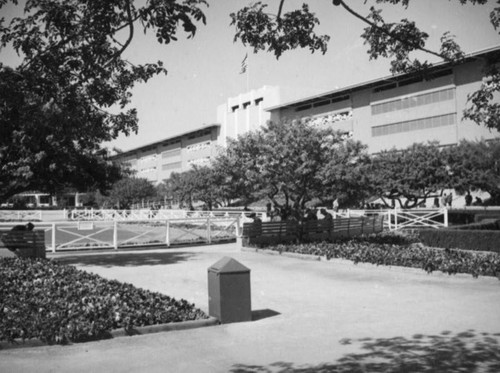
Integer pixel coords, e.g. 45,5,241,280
332,208,448,230
68,208,264,222
0,210,43,221
386,208,448,230
0,216,242,253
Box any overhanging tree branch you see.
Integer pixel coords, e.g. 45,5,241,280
336,0,447,62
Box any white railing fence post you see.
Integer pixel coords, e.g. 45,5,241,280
51,223,56,252
207,216,212,244
236,216,241,237
113,221,118,249
444,207,448,227
166,220,170,247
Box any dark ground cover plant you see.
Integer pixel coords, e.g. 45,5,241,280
0,258,208,345
417,229,500,254
265,232,500,279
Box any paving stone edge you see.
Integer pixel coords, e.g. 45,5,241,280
0,316,219,351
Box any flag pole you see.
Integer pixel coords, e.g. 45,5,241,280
246,53,250,92
240,53,249,92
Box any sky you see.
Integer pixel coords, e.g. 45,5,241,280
1,1,499,152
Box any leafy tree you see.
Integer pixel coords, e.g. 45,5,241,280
213,120,369,219
210,136,263,208
371,142,455,208
0,0,207,201
101,177,157,209
231,0,500,132
319,139,373,209
446,139,500,205
165,170,197,210
189,165,226,210
162,166,225,210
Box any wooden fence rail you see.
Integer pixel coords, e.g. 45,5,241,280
242,216,385,246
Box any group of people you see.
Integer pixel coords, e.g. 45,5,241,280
465,192,483,207
304,208,333,222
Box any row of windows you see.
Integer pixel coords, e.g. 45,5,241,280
295,95,350,112
372,113,456,137
162,162,182,171
231,97,264,112
309,111,352,126
139,166,157,174
372,87,455,115
186,141,211,152
138,154,157,163
372,69,453,93
162,148,181,158
188,157,211,166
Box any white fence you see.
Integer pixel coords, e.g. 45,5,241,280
68,209,262,222
0,208,448,253
385,208,448,230
334,208,448,230
0,210,43,221
0,216,242,253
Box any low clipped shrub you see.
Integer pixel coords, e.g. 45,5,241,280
266,234,500,279
418,229,500,254
0,258,208,345
449,219,500,231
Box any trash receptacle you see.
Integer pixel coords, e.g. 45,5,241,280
208,256,251,324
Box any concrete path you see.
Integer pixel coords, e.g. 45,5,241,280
1,243,500,372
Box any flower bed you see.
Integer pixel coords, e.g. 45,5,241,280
0,258,208,345
265,232,500,279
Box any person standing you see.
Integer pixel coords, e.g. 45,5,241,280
441,193,447,208
446,193,453,207
465,192,472,207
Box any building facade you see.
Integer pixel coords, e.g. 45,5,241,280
267,47,500,153
112,86,280,185
113,46,499,184
216,85,280,147
115,124,221,184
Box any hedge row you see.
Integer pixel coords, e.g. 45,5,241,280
266,235,500,279
0,258,208,345
449,220,500,231
417,229,500,254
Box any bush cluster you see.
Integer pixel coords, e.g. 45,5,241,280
417,229,500,254
267,233,500,279
450,219,500,231
0,258,207,345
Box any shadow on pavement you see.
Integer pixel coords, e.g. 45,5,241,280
252,309,281,321
230,330,500,372
53,251,195,268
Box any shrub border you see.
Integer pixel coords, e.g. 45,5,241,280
240,246,499,281
0,316,219,350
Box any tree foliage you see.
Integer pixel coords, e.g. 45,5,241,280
101,176,158,209
212,120,370,219
0,0,207,201
231,0,500,132
446,139,500,205
370,139,500,207
187,166,225,210
372,142,453,208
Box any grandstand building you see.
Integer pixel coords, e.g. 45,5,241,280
114,124,221,184
113,46,499,185
266,46,500,153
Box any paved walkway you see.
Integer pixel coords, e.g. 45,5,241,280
1,243,500,372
